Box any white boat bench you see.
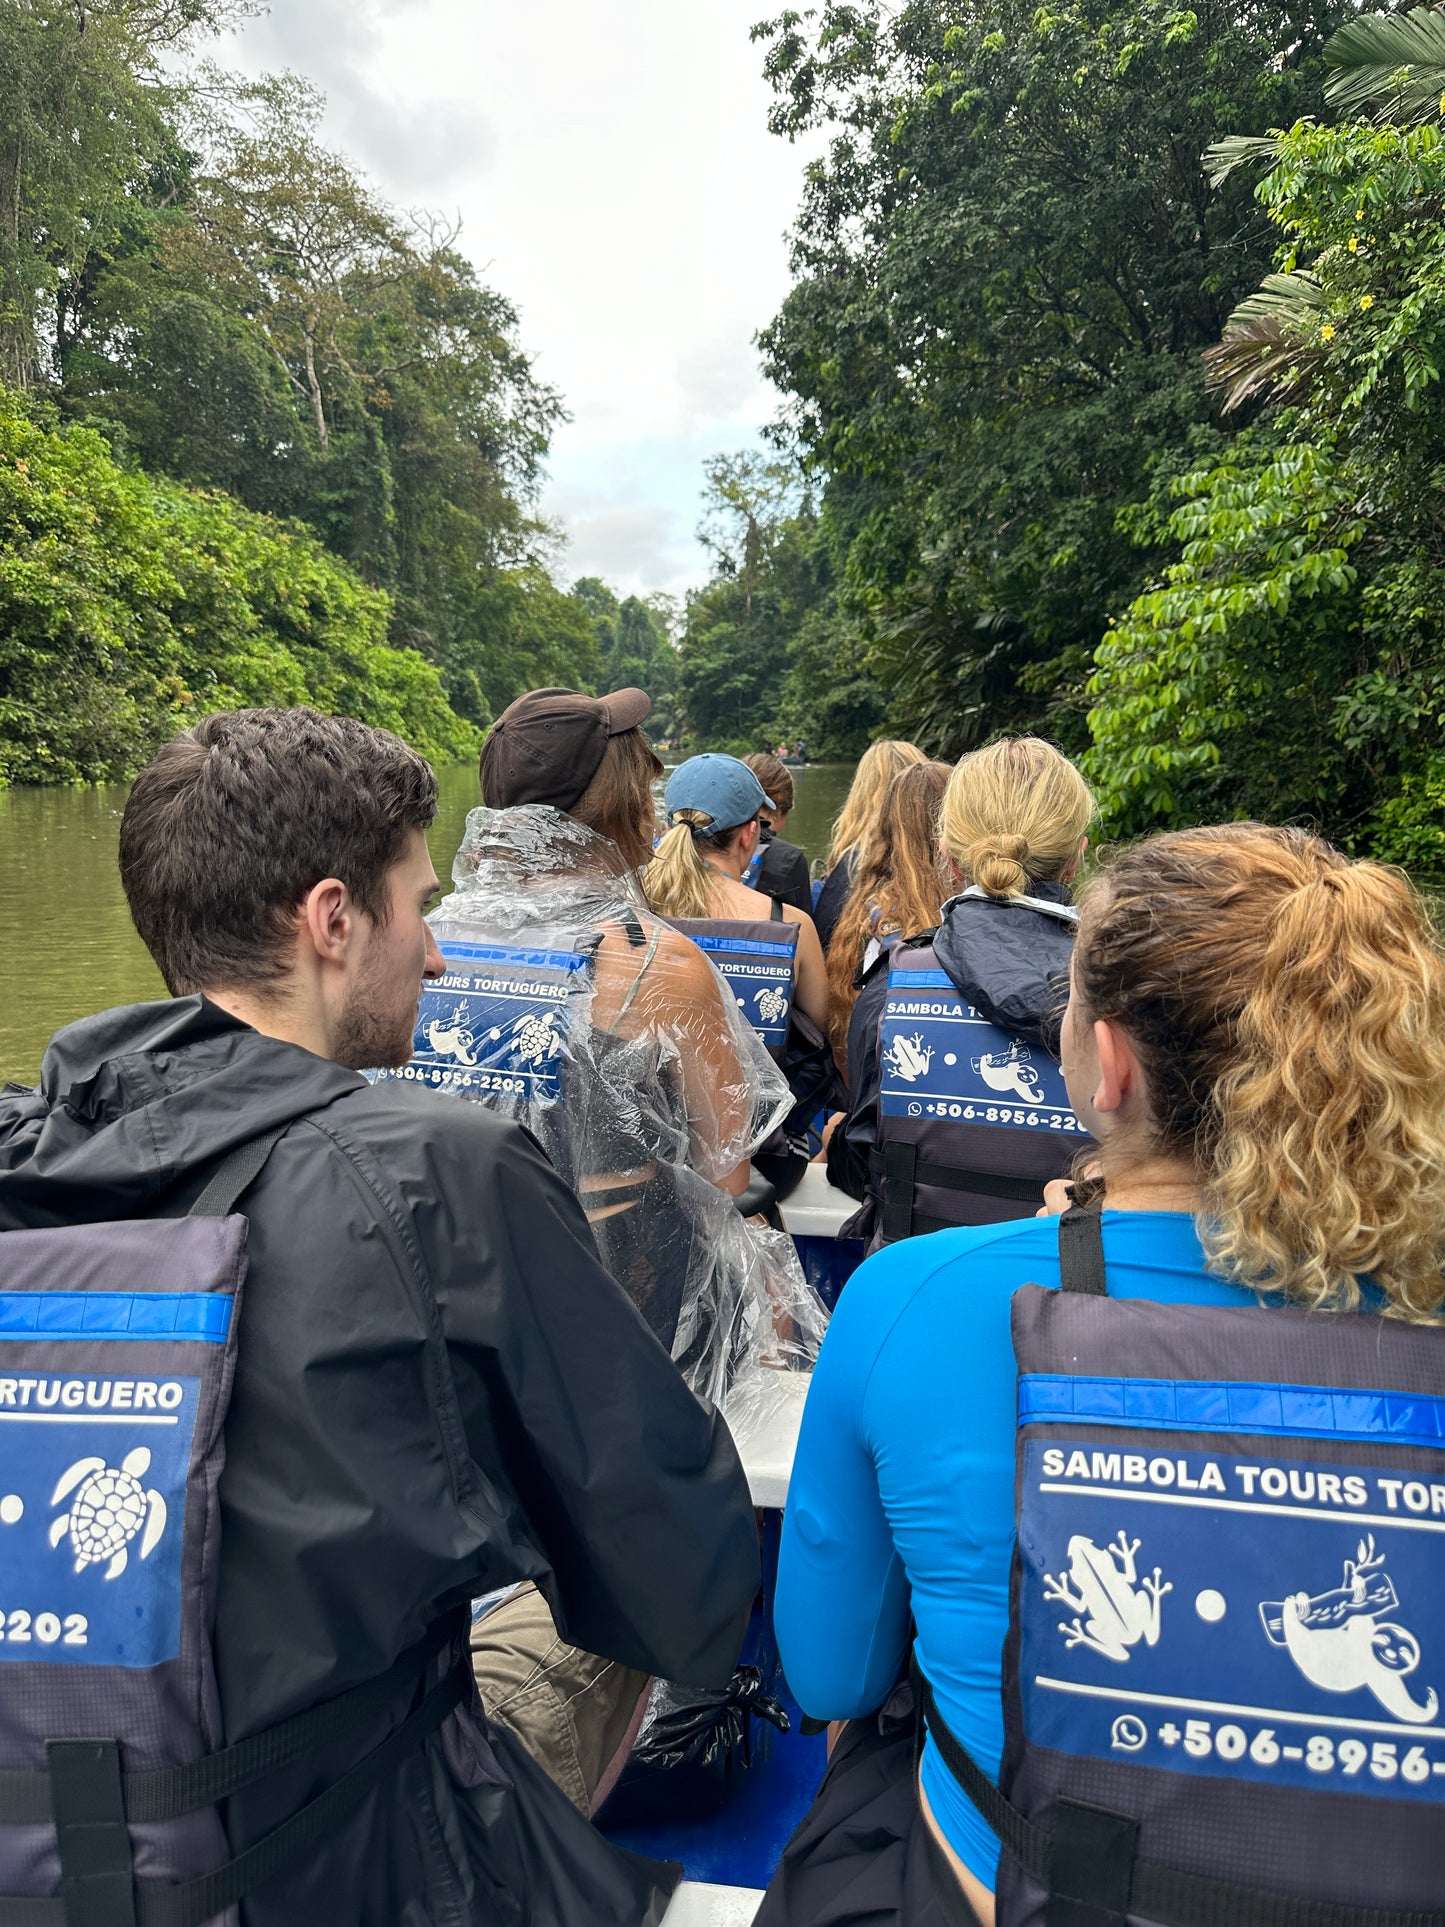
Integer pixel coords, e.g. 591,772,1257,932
780,1161,857,1240
665,1882,765,1925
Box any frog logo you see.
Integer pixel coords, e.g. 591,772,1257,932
1043,1530,1172,1662
884,1032,934,1084
1260,1535,1438,1724
970,1041,1046,1104
425,1004,480,1067
754,985,789,1027
49,1448,167,1581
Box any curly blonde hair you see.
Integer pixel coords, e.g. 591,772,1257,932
1075,824,1445,1321
826,761,950,1059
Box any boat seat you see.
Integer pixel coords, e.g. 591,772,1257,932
664,1883,765,1925
779,1161,856,1239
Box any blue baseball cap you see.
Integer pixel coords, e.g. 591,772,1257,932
664,754,774,835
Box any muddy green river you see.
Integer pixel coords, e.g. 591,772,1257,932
0,762,856,1085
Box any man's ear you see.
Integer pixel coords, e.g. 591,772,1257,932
1092,1017,1140,1118
300,877,357,966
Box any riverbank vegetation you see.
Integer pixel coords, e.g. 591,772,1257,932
9,0,1445,861
0,0,634,781
681,0,1445,857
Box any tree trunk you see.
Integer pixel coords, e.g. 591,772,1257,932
303,321,328,449
0,131,36,391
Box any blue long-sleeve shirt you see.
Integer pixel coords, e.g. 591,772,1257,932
774,1211,1259,1884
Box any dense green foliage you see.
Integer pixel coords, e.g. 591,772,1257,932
0,2,619,781
1086,45,1445,860
674,453,883,758
0,385,476,782
751,0,1344,759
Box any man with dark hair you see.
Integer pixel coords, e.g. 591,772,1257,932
0,709,759,1926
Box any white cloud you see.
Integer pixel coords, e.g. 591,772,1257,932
215,0,816,591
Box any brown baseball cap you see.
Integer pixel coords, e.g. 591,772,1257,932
479,685,652,810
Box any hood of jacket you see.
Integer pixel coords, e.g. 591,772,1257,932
0,995,362,1228
932,881,1076,1053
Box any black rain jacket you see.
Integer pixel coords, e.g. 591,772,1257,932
828,883,1076,1202
0,997,760,1926
754,833,813,917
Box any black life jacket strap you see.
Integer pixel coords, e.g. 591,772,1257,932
870,1145,1046,1239
1057,1201,1107,1296
770,895,784,922
0,1619,457,1827
918,1659,1445,1927
0,1635,467,1927
187,1126,288,1220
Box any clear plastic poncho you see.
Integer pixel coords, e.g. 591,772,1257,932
385,806,827,1426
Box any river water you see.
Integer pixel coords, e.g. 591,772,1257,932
0,762,856,1085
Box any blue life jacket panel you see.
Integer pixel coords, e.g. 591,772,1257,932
923,1208,1445,1923
0,1135,467,1919
879,966,1077,1132
664,918,799,1062
382,940,592,1105
869,939,1086,1242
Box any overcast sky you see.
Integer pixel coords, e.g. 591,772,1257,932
214,1,815,599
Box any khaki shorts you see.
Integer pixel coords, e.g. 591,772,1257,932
469,1582,650,1814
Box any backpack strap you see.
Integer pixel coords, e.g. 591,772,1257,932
188,1127,288,1219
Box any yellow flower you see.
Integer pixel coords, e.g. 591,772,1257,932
1360,294,1374,310
1320,324,1336,341
1348,235,1359,252
1356,206,1365,219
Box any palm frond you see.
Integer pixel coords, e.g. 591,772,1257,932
1325,7,1445,124
1204,274,1328,412
1203,133,1284,187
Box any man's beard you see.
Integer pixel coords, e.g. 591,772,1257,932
332,950,421,1072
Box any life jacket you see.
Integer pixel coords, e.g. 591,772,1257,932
0,1133,465,1927
663,909,799,1063
377,936,593,1106
868,898,1087,1242
919,1206,1445,1926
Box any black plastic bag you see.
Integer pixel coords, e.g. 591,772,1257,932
601,1665,790,1824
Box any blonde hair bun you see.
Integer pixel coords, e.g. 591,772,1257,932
943,739,1092,899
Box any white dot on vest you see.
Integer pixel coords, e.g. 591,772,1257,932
1195,1589,1226,1623
0,1495,23,1525
944,1053,957,1066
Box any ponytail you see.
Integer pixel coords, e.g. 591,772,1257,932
643,811,724,920
1076,825,1445,1321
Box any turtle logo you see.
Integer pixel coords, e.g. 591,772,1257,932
509,1010,563,1066
754,986,789,1026
49,1448,168,1581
